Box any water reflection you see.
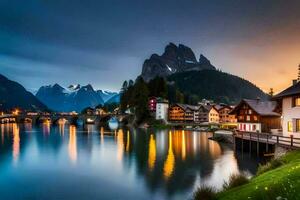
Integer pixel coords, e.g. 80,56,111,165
68,125,77,163
0,124,261,200
148,134,156,171
12,123,20,163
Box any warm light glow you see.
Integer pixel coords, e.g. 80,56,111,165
100,127,104,144
163,131,175,179
125,130,130,152
12,109,19,116
181,130,186,160
42,120,51,135
12,123,20,163
116,129,124,161
148,134,156,171
68,125,77,163
58,119,66,136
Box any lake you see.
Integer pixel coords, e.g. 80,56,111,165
0,123,262,200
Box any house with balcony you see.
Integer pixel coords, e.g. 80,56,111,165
230,99,281,133
168,104,196,123
273,81,300,137
195,105,219,123
216,105,237,123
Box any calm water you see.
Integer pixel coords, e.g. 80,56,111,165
0,123,261,200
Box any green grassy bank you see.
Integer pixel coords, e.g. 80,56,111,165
218,150,300,200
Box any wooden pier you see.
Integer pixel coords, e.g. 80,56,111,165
234,131,300,155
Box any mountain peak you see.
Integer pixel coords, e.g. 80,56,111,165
199,54,211,65
141,43,216,81
68,84,81,91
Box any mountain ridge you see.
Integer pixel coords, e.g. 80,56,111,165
36,84,120,112
0,74,48,111
167,70,268,104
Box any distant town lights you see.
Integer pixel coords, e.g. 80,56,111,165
12,109,19,115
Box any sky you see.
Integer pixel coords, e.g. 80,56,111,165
1,0,300,93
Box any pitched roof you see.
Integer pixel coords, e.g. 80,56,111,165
174,103,199,111
273,82,300,99
230,99,280,117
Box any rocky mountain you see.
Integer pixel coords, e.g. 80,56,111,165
0,74,47,111
167,70,268,104
36,84,120,112
141,43,216,81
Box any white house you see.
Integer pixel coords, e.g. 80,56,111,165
155,99,169,122
274,81,300,137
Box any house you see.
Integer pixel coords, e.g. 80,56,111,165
216,105,237,123
95,108,107,115
230,99,281,133
168,104,196,122
195,105,219,123
155,99,169,122
148,97,157,113
273,80,300,137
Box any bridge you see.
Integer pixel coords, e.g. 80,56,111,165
0,113,130,125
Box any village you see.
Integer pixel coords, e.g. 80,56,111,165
150,71,300,140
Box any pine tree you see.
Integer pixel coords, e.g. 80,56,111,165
133,77,150,124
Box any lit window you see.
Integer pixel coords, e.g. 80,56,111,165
293,97,300,107
249,110,252,114
288,121,293,132
246,116,250,121
297,119,300,132
253,116,258,121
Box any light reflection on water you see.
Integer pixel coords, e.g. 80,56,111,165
0,123,261,200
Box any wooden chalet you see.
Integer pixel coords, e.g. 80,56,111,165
168,104,196,122
216,105,237,123
230,99,281,133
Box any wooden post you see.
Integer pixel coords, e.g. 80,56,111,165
277,135,279,144
249,133,252,154
291,135,294,147
266,134,269,153
257,133,260,156
233,134,236,151
241,132,244,153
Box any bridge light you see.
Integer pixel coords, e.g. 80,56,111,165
12,109,19,115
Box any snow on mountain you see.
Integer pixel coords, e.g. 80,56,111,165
36,83,112,112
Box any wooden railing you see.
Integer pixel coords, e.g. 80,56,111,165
234,131,300,149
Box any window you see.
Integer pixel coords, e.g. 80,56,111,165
288,121,293,132
297,119,300,132
246,115,250,121
248,109,252,114
253,116,258,121
252,124,256,131
292,97,300,107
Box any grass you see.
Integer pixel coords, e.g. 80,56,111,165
222,173,249,190
217,150,300,200
256,158,285,175
193,185,217,200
